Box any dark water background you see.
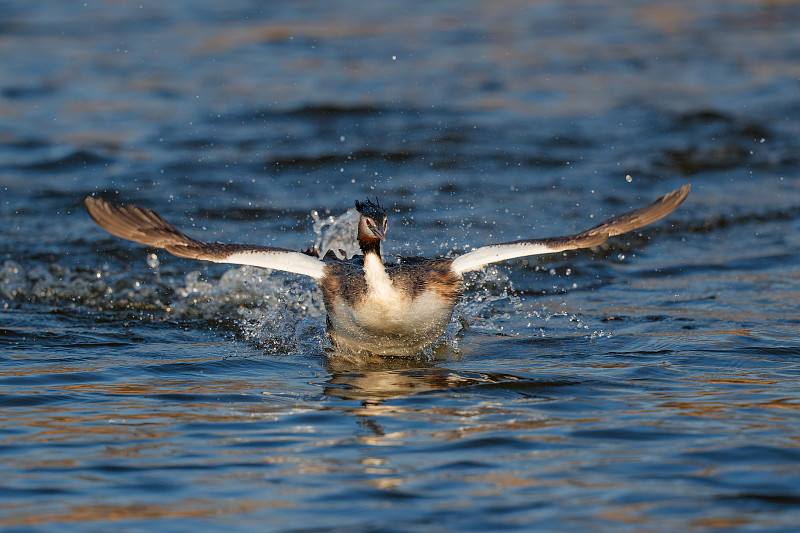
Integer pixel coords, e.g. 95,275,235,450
2,1,800,531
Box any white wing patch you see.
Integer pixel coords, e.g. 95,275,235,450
221,250,326,280
450,242,553,275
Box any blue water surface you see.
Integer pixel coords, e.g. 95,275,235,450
2,1,800,532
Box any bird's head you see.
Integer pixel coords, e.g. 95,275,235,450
355,198,387,243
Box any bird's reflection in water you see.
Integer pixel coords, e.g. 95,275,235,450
322,346,469,439
320,340,580,444
322,344,556,406
323,344,460,404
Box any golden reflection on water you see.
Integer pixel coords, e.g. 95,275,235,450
3,330,798,529
3,288,798,529
2,498,289,528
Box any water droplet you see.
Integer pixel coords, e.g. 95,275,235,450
146,254,160,269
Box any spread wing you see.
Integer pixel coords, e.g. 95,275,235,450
85,197,326,280
449,184,690,275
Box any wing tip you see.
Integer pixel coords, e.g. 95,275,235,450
84,195,105,222
651,183,691,217
669,183,691,205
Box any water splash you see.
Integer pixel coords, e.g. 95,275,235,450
2,208,602,355
311,208,362,259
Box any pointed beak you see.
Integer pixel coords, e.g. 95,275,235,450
371,224,386,241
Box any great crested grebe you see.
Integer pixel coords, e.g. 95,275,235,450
85,185,690,356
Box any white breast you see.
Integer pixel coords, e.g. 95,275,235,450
328,289,456,356
325,253,460,356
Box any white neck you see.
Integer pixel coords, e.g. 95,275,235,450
363,251,395,301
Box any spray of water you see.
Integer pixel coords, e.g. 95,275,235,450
1,208,604,356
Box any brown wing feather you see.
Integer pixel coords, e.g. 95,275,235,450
544,184,691,249
85,197,296,260
85,196,327,278
85,197,204,253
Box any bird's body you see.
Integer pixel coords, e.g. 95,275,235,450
322,257,461,355
85,185,690,356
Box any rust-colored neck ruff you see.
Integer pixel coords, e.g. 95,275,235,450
358,236,382,258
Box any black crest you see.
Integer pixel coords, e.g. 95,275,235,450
354,197,386,221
